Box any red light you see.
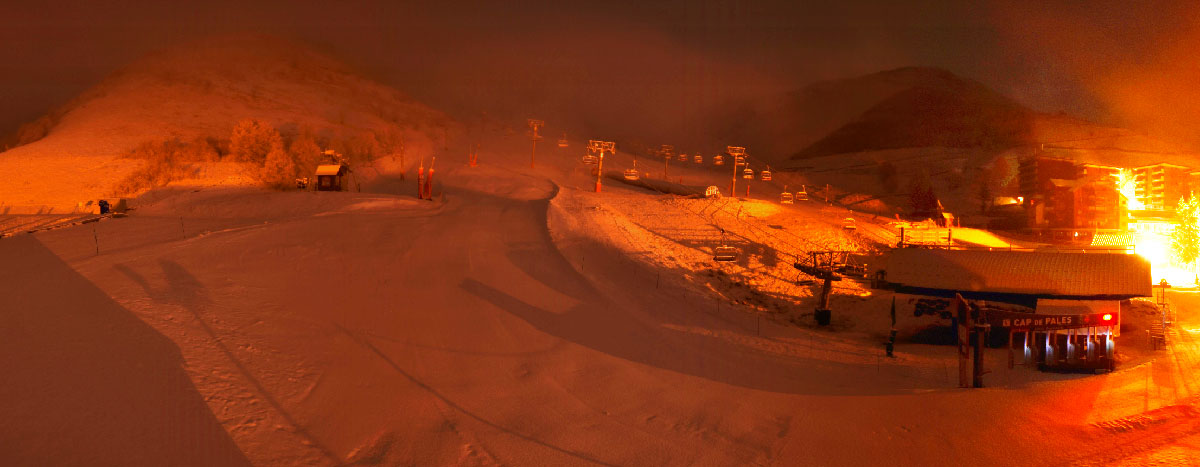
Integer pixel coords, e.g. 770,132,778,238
1102,313,1113,322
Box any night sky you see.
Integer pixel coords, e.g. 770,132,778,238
2,1,1197,147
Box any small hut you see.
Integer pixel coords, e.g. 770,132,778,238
315,164,348,191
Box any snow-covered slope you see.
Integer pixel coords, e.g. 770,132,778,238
0,34,449,210
1,124,1194,464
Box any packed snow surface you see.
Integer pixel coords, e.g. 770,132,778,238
3,131,1200,466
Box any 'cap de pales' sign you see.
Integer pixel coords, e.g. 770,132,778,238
986,309,1117,331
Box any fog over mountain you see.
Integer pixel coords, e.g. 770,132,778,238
5,1,1193,152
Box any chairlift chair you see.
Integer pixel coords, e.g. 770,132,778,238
694,154,703,164
735,155,745,164
761,166,772,181
713,229,739,262
713,246,739,262
624,159,641,181
678,152,687,162
558,134,569,148
780,185,793,204
582,154,598,165
714,154,725,166
796,184,809,201
742,167,754,179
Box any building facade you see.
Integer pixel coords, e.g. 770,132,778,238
1133,163,1192,211
1019,158,1125,232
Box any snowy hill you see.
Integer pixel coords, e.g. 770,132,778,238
731,67,1186,167
727,67,1200,218
792,69,1034,159
0,34,450,210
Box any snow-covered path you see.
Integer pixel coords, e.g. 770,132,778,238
5,158,1200,465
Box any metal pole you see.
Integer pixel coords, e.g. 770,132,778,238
528,119,543,168
595,151,604,193
1008,329,1014,369
956,294,969,388
531,136,537,168
973,325,986,388
731,154,738,198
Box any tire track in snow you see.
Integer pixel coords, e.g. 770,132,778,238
335,324,616,466
166,265,342,465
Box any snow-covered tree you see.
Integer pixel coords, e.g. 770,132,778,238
230,119,281,163
1172,192,1200,272
260,139,296,189
288,128,323,176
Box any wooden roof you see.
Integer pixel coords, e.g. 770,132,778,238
315,164,345,176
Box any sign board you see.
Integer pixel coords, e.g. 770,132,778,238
986,309,1117,331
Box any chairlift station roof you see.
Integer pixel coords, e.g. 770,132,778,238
887,248,1151,299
